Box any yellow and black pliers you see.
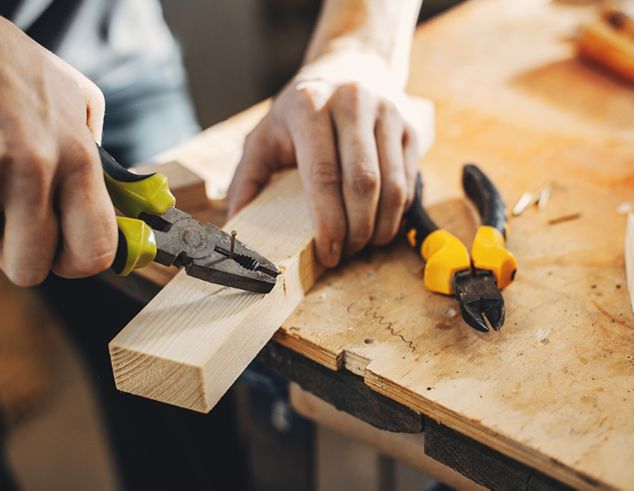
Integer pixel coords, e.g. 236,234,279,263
98,145,280,293
404,165,517,332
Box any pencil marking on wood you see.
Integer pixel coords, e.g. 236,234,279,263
347,301,416,353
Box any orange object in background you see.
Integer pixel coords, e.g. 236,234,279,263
577,1,634,83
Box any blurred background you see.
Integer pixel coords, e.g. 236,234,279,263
162,0,460,128
0,1,461,490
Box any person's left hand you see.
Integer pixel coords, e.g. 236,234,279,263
227,48,434,268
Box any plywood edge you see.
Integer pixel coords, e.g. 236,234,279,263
109,344,208,412
362,369,603,491
273,330,343,371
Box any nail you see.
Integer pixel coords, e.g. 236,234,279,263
230,230,237,257
329,241,341,266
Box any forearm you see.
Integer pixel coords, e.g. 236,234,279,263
302,0,422,85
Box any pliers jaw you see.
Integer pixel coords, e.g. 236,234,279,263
453,269,505,332
99,143,279,292
146,208,280,294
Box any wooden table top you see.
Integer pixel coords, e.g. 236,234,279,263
131,1,634,489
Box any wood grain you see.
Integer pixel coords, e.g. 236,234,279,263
276,1,634,490
109,170,320,412
108,0,634,488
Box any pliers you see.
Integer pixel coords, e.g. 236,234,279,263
404,164,517,332
98,145,280,293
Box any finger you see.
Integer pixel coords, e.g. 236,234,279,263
2,149,58,286
402,122,420,209
227,122,282,217
331,83,380,256
290,110,346,268
372,102,407,246
52,137,117,278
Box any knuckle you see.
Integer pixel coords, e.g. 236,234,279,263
350,168,379,196
335,82,368,109
338,81,363,96
66,141,99,177
377,99,399,120
295,86,320,112
14,148,56,195
384,180,407,211
311,160,342,188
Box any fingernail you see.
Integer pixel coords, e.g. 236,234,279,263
329,241,341,266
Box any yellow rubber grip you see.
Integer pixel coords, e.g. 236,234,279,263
421,229,471,295
105,172,175,219
114,217,157,276
471,225,517,289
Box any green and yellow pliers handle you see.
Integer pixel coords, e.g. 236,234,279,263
98,145,176,276
404,165,517,295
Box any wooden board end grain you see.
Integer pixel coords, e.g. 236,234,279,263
109,170,319,412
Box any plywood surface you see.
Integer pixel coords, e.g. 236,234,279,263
109,0,634,489
276,1,634,490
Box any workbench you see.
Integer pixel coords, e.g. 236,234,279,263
102,1,634,489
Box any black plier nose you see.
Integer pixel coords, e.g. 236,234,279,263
98,144,280,294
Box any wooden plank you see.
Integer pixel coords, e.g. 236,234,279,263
109,170,319,412
132,161,209,213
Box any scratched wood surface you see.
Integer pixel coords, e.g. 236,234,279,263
275,1,634,490
112,0,634,488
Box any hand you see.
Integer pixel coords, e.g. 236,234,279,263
0,18,117,286
227,48,433,268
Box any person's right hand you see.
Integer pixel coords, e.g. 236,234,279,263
0,17,117,286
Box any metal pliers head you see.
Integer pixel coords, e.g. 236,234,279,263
99,144,280,293
453,270,505,332
145,207,280,294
